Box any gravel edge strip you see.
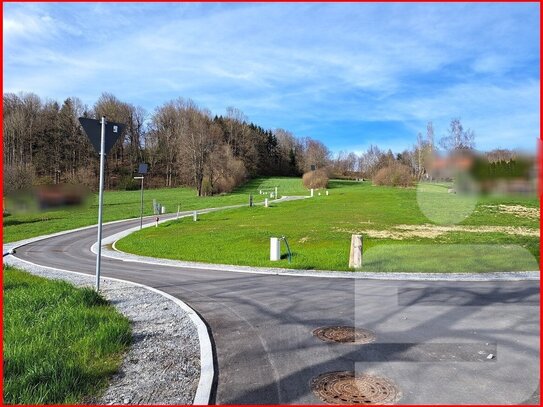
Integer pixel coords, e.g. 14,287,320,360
3,255,212,405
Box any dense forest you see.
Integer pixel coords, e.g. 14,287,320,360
3,92,331,195
3,92,532,196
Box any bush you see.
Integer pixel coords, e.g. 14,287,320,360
303,169,329,189
373,163,413,187
3,165,35,196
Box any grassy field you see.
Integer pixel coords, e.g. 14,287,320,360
3,266,131,404
3,177,303,243
116,179,540,272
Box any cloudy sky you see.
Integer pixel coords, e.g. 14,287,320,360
3,2,540,153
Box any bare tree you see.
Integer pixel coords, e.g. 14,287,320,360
439,118,475,152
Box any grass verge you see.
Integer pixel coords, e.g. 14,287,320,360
116,180,539,272
3,177,304,243
3,266,131,404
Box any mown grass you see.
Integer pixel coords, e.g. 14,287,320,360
3,177,303,243
116,179,539,273
3,266,131,404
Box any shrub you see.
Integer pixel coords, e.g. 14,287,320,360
373,163,413,187
303,169,329,189
3,165,35,196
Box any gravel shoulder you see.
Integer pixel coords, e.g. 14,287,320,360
4,255,201,405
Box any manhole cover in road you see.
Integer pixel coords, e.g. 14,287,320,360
313,326,376,344
311,371,401,405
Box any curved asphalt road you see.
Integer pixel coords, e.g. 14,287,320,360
13,214,540,405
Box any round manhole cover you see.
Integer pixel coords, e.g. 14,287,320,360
311,371,401,405
313,326,376,344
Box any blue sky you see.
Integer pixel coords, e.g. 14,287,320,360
3,2,540,154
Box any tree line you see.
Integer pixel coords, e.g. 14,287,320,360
3,92,330,195
4,91,528,195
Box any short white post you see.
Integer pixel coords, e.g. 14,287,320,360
264,198,269,207
155,216,159,227
259,190,262,195
349,234,363,269
270,237,281,261
318,192,321,196
193,211,198,221
310,188,314,197
161,205,166,214
275,186,278,198
326,190,329,196
270,193,274,198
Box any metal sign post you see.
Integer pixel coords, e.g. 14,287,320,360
134,176,144,230
95,117,106,290
79,116,124,291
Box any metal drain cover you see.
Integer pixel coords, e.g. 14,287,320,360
311,371,401,405
313,326,376,344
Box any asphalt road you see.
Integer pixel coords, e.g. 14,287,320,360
13,214,540,404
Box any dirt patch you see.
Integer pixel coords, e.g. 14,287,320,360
481,205,539,219
334,224,539,240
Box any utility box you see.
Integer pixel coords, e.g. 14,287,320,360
270,237,281,261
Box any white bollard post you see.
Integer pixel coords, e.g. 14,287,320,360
259,190,262,195
326,190,329,196
310,188,314,197
161,206,166,214
270,193,274,198
155,216,159,227
349,234,363,269
193,211,198,221
265,198,269,207
275,186,278,198
270,237,281,261
318,192,321,196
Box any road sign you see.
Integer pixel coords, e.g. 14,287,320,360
78,116,126,291
79,117,124,154
138,163,149,174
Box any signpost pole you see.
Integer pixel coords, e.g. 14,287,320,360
95,116,106,291
140,177,144,230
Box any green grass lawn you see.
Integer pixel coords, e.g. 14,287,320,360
116,179,540,273
3,266,131,404
3,177,304,243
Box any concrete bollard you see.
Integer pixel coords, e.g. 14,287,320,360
264,198,269,207
193,211,198,221
310,188,314,197
275,186,278,198
326,190,329,196
259,190,262,195
349,234,363,269
270,237,281,261
155,216,159,227
161,206,166,214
